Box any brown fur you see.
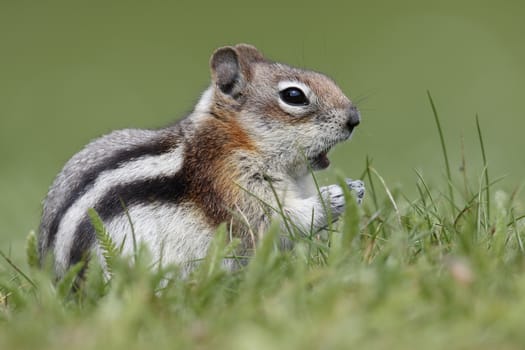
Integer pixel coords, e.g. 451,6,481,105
182,115,257,228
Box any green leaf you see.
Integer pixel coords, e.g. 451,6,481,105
56,261,85,299
88,208,118,276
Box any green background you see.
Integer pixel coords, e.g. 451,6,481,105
1,0,524,258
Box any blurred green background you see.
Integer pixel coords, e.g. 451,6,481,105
1,0,524,258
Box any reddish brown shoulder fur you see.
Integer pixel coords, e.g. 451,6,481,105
181,114,257,228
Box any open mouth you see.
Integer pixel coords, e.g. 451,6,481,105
308,132,351,171
309,150,331,170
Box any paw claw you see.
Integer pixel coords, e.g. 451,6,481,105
345,179,365,204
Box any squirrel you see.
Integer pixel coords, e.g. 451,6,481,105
38,44,364,278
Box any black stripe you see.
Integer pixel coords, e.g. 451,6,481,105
46,133,177,252
68,174,188,266
68,218,96,268
95,174,187,220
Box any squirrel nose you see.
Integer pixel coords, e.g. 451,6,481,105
346,105,360,130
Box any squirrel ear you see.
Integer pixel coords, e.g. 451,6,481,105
234,44,265,64
210,46,243,97
210,44,265,98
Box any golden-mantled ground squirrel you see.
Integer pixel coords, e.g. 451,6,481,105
38,44,364,278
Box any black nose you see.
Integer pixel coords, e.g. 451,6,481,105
346,105,360,130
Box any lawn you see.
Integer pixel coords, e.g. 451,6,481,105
2,106,525,348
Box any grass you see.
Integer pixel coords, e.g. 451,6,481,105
1,99,525,350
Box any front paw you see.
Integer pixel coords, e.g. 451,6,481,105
320,184,346,216
345,179,365,204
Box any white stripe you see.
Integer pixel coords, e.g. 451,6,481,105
53,145,185,275
98,203,215,276
194,86,213,114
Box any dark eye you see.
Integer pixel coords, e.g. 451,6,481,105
279,87,309,106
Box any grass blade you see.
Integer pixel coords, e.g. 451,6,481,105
119,197,138,260
427,90,455,213
0,250,36,289
56,261,85,298
369,167,401,226
366,155,379,210
25,231,39,269
475,114,490,222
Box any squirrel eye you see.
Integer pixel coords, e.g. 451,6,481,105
279,87,309,106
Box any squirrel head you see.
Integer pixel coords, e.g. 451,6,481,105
204,44,360,176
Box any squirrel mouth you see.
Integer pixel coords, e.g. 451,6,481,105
310,150,330,170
